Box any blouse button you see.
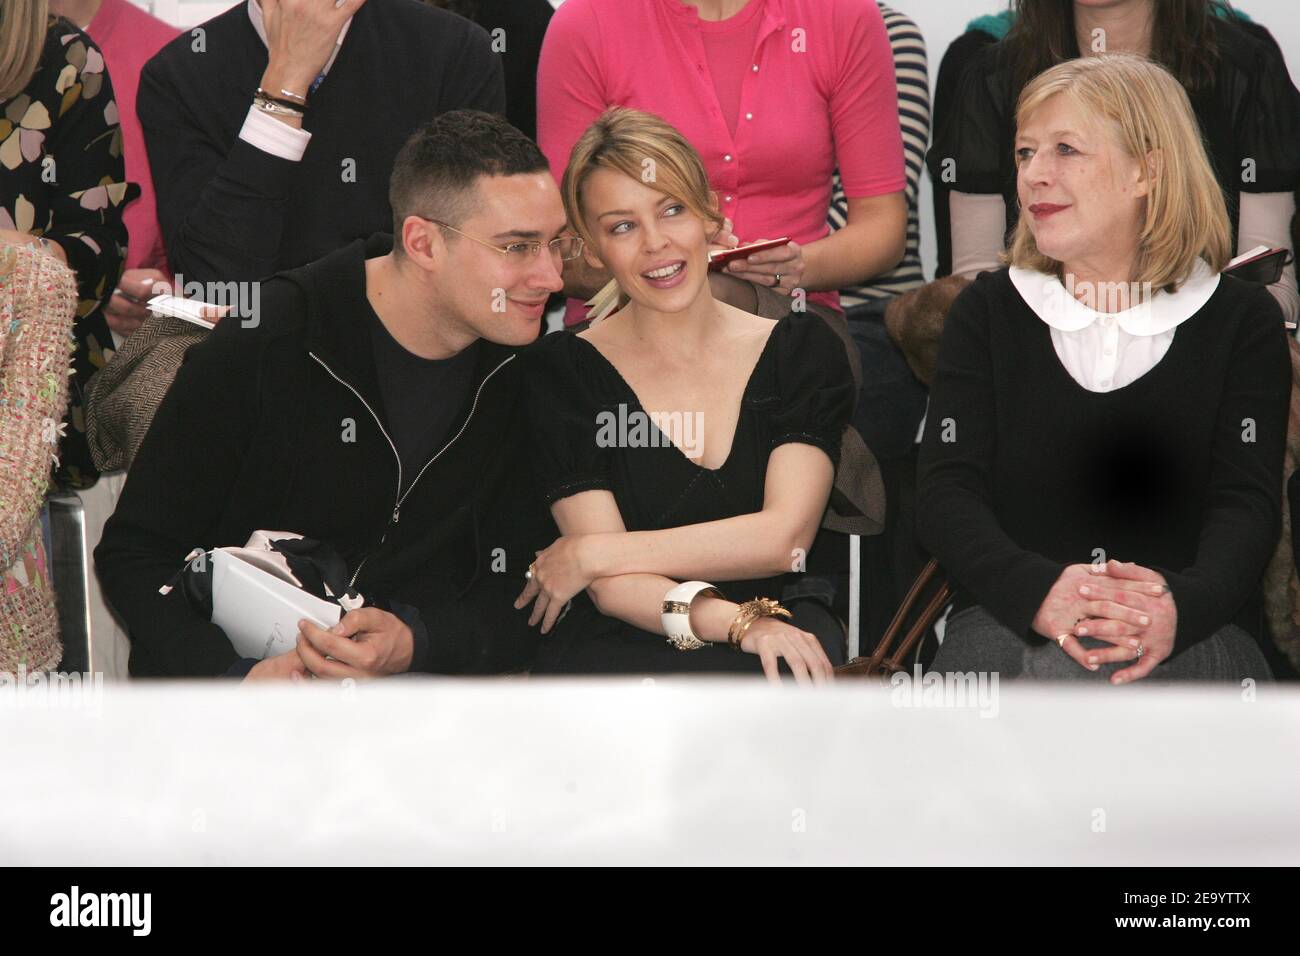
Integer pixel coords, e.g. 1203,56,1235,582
724,154,733,162
1103,347,1114,356
745,112,754,121
752,64,759,72
725,195,733,203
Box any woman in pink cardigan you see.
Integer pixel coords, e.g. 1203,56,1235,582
538,0,909,324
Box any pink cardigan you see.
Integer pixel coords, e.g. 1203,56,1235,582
87,0,179,275
538,0,906,319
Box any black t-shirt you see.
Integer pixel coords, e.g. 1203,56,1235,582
926,14,1300,277
369,314,481,487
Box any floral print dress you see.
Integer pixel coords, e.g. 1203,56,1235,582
1,16,138,487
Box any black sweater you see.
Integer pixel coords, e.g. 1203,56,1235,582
95,235,548,677
463,0,555,140
916,269,1290,655
137,0,505,285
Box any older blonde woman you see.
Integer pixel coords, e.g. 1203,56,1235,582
918,54,1289,683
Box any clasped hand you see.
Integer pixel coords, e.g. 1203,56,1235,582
1032,559,1177,684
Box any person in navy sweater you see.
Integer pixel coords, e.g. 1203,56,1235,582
137,0,505,287
918,54,1289,684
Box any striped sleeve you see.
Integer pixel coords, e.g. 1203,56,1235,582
829,2,929,304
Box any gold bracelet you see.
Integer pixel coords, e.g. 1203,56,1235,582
727,597,792,650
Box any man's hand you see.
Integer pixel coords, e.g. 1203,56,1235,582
243,647,309,681
260,0,367,97
107,268,171,337
295,608,414,680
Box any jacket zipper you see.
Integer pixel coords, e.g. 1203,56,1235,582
309,351,517,589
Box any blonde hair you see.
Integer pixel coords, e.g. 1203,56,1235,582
1007,53,1231,292
561,107,724,254
0,0,49,102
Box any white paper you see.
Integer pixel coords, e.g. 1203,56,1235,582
1226,244,1271,269
146,294,218,329
211,550,341,660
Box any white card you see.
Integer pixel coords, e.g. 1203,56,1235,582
211,550,342,661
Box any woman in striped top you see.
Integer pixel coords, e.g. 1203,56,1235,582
828,2,930,465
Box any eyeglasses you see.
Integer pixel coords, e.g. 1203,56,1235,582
425,219,585,262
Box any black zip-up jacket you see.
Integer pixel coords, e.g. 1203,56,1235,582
95,236,548,677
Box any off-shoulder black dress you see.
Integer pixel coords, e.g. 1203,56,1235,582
523,312,854,674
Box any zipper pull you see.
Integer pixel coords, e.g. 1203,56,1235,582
392,506,401,524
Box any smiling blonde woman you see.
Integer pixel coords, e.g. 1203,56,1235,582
918,54,1289,684
517,108,858,681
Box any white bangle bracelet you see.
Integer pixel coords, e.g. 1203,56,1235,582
661,581,722,650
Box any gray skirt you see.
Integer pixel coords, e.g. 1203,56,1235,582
932,605,1272,682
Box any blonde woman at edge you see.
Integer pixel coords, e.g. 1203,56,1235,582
516,108,856,682
918,54,1288,684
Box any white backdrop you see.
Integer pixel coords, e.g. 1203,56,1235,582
125,0,1300,280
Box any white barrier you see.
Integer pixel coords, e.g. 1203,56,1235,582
2,679,1296,865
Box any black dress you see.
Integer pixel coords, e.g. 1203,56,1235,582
926,13,1300,278
523,311,854,674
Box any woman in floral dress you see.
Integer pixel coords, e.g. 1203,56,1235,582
1,0,137,486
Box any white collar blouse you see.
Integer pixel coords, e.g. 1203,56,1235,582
1008,258,1220,392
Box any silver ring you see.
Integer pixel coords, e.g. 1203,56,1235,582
773,273,782,287
524,568,534,581
1135,643,1145,659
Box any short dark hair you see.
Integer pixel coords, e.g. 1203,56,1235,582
389,110,550,255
